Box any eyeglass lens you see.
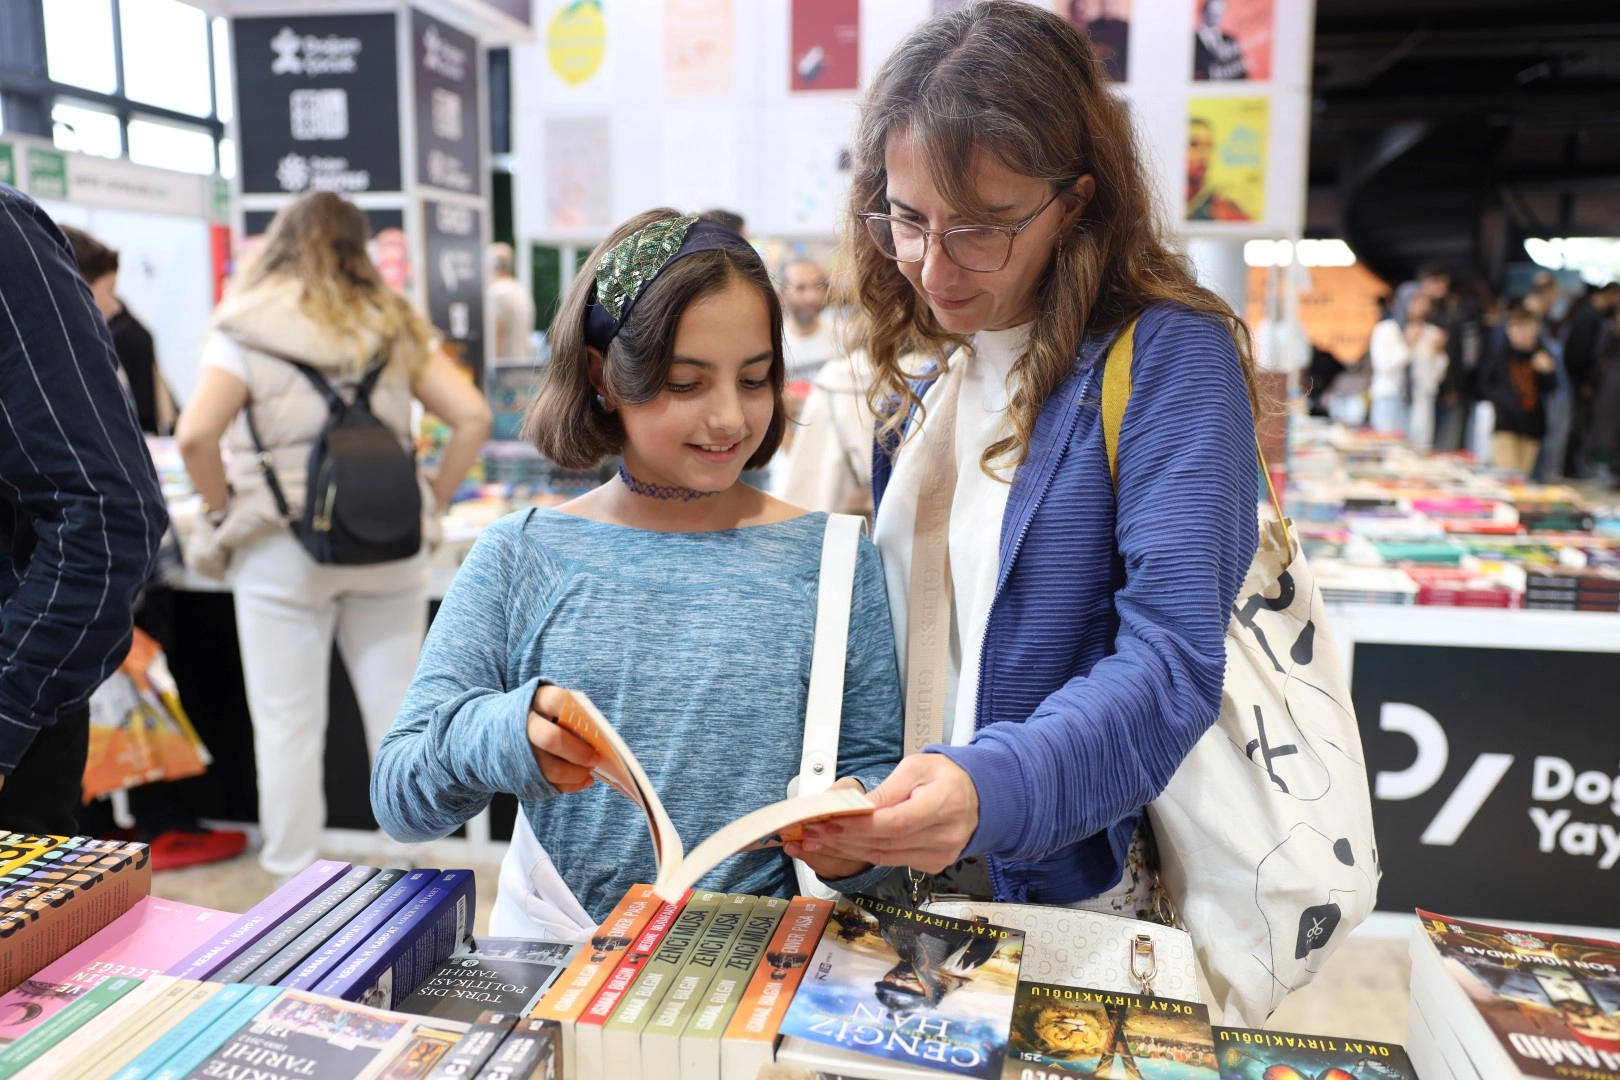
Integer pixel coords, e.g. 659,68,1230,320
864,217,1012,273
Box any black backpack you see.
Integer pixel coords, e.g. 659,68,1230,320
246,354,422,565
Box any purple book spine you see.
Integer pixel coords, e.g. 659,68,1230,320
313,870,474,1004
164,859,352,979
280,868,439,991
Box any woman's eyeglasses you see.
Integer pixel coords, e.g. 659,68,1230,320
857,190,1065,273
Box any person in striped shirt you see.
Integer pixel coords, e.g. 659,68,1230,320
0,183,169,834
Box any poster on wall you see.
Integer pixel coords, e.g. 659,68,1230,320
547,0,607,87
665,0,732,97
1186,96,1267,223
242,207,411,292
424,200,486,383
1352,641,1620,927
1192,0,1273,81
783,122,851,232
544,116,612,230
412,10,482,196
790,0,859,92
1063,0,1131,82
234,14,402,195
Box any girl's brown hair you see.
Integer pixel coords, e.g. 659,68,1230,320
524,208,788,470
227,191,434,371
847,0,1260,472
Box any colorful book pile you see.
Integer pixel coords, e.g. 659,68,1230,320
0,977,561,1080
1283,418,1620,611
1408,910,1620,1080
0,852,590,1080
0,834,153,997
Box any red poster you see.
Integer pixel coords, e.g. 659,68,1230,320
791,0,859,92
1191,0,1273,82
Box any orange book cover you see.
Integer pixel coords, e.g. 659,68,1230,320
718,895,834,1080
530,883,660,1075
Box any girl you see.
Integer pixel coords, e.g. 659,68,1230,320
791,1,1261,914
372,210,902,929
176,192,491,878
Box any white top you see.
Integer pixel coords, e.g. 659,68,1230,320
488,276,537,360
1369,318,1447,399
873,323,1028,747
783,321,841,385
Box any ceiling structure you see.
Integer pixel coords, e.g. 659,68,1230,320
1310,0,1620,287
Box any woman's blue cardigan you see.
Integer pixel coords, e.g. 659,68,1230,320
871,303,1259,904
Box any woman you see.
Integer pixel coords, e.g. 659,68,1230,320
176,192,491,877
790,1,1260,912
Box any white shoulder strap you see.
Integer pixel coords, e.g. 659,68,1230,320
799,512,865,798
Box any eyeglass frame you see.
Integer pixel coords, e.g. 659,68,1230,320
856,187,1071,273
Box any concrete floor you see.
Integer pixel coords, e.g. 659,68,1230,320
150,845,1414,1046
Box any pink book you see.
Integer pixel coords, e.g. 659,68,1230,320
0,895,235,1044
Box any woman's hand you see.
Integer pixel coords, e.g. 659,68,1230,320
526,685,599,794
793,754,980,874
783,777,874,881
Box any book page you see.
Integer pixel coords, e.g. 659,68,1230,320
654,788,874,902
553,691,684,872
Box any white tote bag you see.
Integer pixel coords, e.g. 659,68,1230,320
1098,322,1381,1026
491,513,866,936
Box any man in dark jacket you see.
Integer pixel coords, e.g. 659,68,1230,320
0,185,168,834
1560,283,1619,477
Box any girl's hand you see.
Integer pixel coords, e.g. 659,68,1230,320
783,777,873,881
527,685,600,794
793,755,980,875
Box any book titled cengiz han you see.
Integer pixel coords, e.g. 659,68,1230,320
778,894,1023,1079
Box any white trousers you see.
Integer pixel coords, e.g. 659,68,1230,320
229,529,427,876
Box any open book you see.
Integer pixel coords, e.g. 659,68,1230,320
553,691,874,903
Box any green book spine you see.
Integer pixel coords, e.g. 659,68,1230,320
0,976,142,1079
637,895,758,1080
50,977,200,1079
677,896,788,1080
78,981,219,1080
598,892,726,1080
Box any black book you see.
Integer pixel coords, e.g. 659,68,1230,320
215,866,382,983
425,1010,521,1080
248,868,407,986
472,1017,560,1080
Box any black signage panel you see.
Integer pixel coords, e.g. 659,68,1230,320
412,10,481,195
1353,642,1620,926
235,14,402,195
424,200,485,384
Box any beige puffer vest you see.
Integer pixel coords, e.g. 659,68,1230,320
186,278,440,578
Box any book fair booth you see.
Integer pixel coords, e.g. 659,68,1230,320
3,0,1619,1077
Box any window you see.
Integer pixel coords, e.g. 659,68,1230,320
121,0,212,118
128,116,216,174
43,0,119,95
212,16,234,125
52,101,123,159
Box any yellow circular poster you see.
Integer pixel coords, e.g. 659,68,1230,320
548,0,606,87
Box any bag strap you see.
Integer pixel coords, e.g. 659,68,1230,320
903,363,965,754
799,512,866,798
1099,319,1292,555
242,401,293,521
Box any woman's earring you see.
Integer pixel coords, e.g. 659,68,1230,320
594,393,608,411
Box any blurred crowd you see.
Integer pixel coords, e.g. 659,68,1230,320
1308,266,1620,486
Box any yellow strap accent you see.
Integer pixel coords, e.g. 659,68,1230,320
1101,321,1136,489
1102,319,1292,557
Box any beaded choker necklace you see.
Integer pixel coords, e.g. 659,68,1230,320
617,462,719,502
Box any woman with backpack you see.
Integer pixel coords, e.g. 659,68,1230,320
175,191,491,878
787,1,1260,914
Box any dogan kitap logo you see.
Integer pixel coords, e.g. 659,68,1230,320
1375,703,1620,869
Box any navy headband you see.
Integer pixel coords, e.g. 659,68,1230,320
583,216,756,352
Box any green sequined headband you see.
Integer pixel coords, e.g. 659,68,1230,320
584,215,753,350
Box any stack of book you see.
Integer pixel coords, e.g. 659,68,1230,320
0,834,153,997
1408,910,1620,1080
